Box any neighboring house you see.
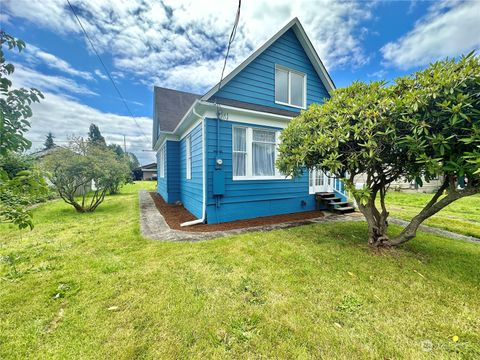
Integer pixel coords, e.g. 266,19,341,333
152,18,349,224
354,173,443,193
390,177,443,193
136,162,157,180
30,145,63,160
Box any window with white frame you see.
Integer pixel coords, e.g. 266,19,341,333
233,127,247,177
186,135,192,180
252,129,276,176
233,126,283,180
275,65,306,108
158,145,165,178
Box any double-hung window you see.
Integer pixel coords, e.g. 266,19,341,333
185,135,192,180
233,127,247,177
252,129,276,176
233,126,284,180
158,145,165,178
275,65,306,109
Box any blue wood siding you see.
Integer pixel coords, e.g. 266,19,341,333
179,123,204,218
213,29,330,112
166,140,180,203
205,118,315,224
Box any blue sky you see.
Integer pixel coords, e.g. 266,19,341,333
2,0,480,164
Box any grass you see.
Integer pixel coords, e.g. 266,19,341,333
385,191,480,238
1,181,479,359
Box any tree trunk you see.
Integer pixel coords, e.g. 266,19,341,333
357,195,390,247
388,185,478,246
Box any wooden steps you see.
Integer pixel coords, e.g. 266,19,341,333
315,192,355,214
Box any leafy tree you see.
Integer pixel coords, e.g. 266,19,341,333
42,139,130,212
43,132,56,150
0,31,43,155
277,54,480,247
0,31,46,229
87,123,106,146
0,152,48,229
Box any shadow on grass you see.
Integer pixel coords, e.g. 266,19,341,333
296,221,480,287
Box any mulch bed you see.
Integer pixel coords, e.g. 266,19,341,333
149,192,324,232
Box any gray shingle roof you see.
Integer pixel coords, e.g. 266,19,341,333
154,86,200,132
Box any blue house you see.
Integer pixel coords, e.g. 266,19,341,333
152,18,350,225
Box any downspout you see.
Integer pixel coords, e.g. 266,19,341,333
180,108,206,227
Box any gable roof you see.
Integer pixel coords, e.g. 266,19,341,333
154,86,200,132
202,17,335,101
30,145,63,159
140,162,157,170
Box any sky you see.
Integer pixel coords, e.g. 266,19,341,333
2,0,480,164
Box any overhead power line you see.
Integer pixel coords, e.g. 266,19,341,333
65,0,150,143
218,0,241,92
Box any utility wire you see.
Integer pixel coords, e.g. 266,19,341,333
65,0,150,143
214,0,241,160
218,0,241,92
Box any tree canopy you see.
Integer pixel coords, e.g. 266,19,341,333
87,123,106,146
277,53,480,246
0,31,43,155
0,31,47,229
42,139,130,212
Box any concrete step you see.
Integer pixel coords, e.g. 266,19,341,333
316,192,335,198
333,206,355,214
330,201,351,207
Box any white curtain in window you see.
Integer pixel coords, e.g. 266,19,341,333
275,68,288,103
290,72,304,107
253,130,275,176
233,127,246,176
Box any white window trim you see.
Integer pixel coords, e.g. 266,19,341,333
232,127,247,177
232,126,290,181
159,145,165,178
274,64,307,109
186,135,192,180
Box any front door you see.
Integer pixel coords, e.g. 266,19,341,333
309,169,333,193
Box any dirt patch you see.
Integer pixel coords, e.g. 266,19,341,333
149,192,324,232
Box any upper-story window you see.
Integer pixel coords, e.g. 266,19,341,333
275,65,306,109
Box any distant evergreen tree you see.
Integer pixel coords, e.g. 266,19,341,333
127,152,140,171
108,144,124,158
87,123,106,146
43,132,56,150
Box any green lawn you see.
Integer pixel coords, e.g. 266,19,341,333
385,192,480,238
1,182,479,359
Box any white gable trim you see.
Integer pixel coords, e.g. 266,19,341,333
202,17,335,101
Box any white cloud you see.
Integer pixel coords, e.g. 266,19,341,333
381,0,480,69
0,13,11,25
26,91,154,164
367,69,387,79
5,0,375,93
11,62,98,96
94,69,108,80
10,65,153,164
23,44,94,81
